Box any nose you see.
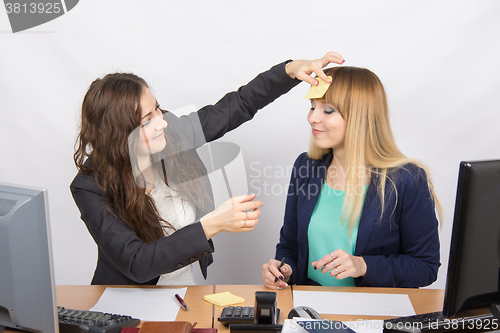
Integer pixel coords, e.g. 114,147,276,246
154,115,168,130
308,108,321,125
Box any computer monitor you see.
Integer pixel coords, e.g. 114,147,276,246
442,160,500,317
0,183,58,333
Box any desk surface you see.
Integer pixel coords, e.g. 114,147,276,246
214,285,295,332
4,285,446,333
293,286,445,323
55,285,215,329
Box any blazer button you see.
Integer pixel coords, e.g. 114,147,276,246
176,264,183,269
189,257,197,264
203,252,210,256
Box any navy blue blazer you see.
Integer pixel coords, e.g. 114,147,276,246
275,152,440,288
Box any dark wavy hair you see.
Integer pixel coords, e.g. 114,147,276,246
74,73,211,243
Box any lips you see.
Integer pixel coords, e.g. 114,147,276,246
153,131,165,140
312,128,324,135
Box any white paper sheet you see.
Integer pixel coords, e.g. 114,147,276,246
89,287,187,321
293,291,415,317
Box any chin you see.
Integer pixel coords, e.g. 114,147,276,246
152,140,167,154
312,141,331,150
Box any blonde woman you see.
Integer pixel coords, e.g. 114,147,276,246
262,66,441,288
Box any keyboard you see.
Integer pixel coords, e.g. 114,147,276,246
58,306,140,333
218,306,256,326
383,310,496,332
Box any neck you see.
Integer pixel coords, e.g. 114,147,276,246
330,147,346,171
326,149,347,190
137,156,157,189
327,148,371,189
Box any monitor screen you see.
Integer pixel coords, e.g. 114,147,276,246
443,160,500,317
0,183,58,333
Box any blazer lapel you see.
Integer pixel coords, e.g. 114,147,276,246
354,174,380,255
299,154,331,231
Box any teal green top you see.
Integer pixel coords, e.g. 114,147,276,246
307,180,368,286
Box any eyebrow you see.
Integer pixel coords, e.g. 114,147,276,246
140,100,158,120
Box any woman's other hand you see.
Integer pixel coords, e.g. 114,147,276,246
200,194,262,239
262,259,292,290
285,51,345,86
311,249,367,280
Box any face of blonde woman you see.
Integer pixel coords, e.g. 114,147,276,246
308,99,347,151
136,87,168,157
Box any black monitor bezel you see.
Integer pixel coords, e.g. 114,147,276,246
442,160,500,317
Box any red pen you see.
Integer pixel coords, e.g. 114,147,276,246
175,294,188,311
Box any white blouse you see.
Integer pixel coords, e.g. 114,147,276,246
149,176,197,285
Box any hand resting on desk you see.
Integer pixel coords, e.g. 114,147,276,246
262,259,292,290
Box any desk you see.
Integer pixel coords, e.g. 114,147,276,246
214,285,294,333
292,286,445,322
4,285,446,332
56,285,215,328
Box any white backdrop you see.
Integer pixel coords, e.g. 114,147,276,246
1,1,499,289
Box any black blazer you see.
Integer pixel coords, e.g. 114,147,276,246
70,61,300,285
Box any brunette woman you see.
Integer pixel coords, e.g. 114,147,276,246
71,52,345,285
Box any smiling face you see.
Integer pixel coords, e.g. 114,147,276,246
308,99,347,152
136,87,168,157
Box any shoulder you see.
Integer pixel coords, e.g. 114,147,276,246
292,151,331,168
386,163,430,192
387,163,425,177
293,152,311,167
290,152,324,178
70,171,103,197
70,156,103,196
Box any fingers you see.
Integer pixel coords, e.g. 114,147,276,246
308,52,345,85
225,194,263,215
310,67,331,86
312,249,341,269
240,208,260,232
230,193,258,205
236,199,264,212
295,51,345,86
262,260,289,289
287,51,345,85
310,249,351,279
262,260,280,289
296,70,321,86
320,51,345,67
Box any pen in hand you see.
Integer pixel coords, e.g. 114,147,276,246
175,294,188,311
274,257,286,283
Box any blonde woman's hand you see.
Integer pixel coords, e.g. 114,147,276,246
262,259,292,290
285,51,345,86
311,249,367,280
200,194,262,239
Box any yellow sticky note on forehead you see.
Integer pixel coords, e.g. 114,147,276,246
303,76,332,99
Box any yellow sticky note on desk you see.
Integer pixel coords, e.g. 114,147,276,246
303,76,332,99
204,291,245,307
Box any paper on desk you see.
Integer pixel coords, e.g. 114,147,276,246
204,291,245,307
89,287,187,321
282,319,384,333
293,291,415,317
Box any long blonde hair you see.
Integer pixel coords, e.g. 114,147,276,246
308,66,442,235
